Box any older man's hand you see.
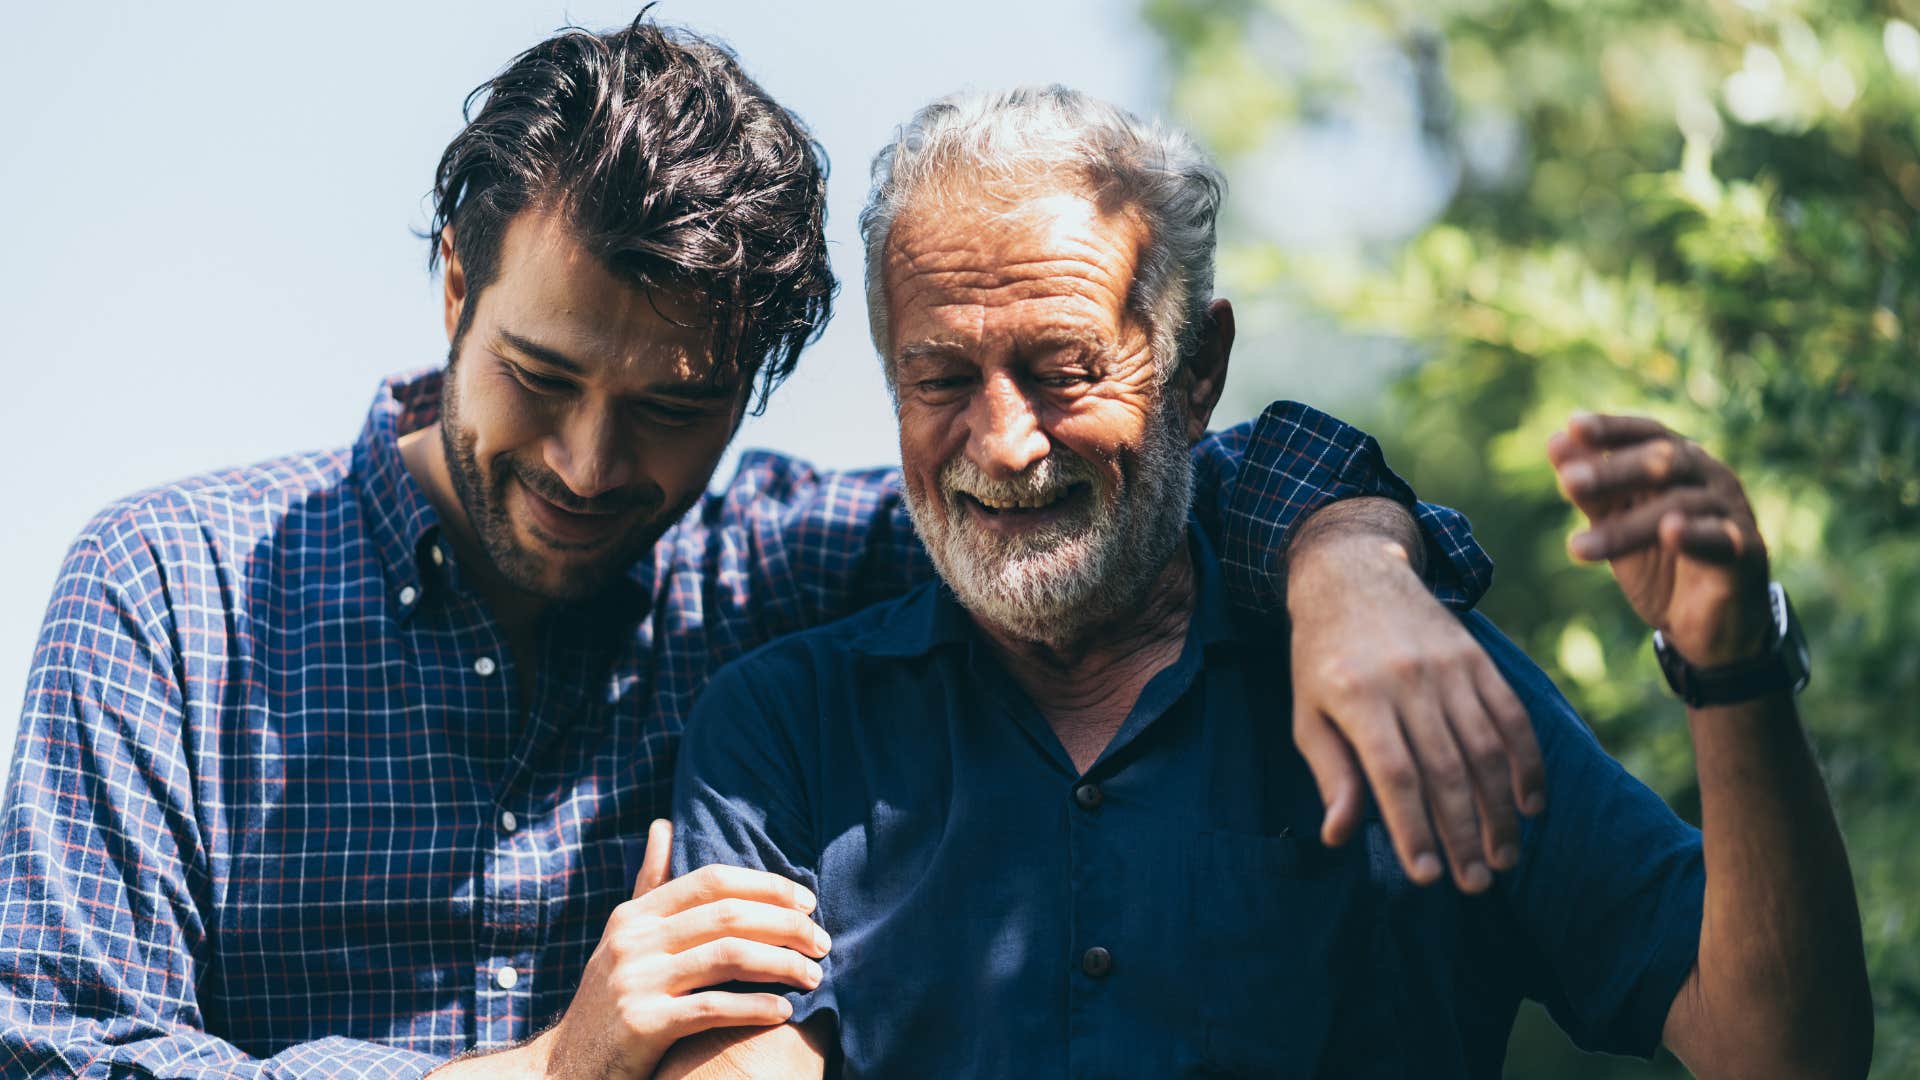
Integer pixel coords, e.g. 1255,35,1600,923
1286,512,1544,894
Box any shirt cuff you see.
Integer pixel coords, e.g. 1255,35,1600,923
1221,400,1493,617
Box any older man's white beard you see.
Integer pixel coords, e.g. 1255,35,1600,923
903,410,1194,647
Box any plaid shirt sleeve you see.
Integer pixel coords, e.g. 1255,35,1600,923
708,400,1489,655
0,527,438,1078
1194,400,1493,617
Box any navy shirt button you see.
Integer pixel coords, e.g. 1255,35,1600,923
1081,946,1113,978
1073,783,1103,810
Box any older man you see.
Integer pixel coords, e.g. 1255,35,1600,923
661,87,1870,1077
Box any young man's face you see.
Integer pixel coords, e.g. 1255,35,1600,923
438,208,746,601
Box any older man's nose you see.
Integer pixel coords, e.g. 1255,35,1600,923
967,373,1051,478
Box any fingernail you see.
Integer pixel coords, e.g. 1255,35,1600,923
778,997,794,1019
1494,844,1519,870
1414,853,1443,883
805,960,824,985
1563,462,1593,490
1464,862,1492,892
1524,792,1546,815
815,926,832,953
795,886,817,912
1570,531,1599,559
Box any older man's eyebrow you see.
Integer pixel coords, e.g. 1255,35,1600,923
896,342,972,367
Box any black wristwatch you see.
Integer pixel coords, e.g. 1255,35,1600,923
1653,582,1810,708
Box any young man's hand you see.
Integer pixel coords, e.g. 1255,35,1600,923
1285,498,1544,895
430,820,828,1079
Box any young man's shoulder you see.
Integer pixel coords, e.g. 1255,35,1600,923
70,447,362,578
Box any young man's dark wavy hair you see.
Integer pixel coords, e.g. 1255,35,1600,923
427,12,833,413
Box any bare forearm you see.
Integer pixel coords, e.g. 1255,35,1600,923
1678,693,1870,1078
1287,496,1426,587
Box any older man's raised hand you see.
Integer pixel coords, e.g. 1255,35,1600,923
1284,498,1546,895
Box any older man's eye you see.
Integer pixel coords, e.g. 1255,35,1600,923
918,376,972,391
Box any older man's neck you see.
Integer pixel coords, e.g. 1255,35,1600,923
980,543,1197,774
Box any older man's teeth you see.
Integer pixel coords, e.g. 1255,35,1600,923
965,491,1065,513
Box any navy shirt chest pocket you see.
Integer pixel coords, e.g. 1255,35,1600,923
1188,828,1404,1078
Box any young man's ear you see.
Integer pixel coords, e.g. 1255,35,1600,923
441,228,468,346
1177,298,1235,444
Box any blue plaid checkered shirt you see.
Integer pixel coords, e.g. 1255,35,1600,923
0,369,1488,1077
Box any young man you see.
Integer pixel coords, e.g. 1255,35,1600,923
0,20,1529,1080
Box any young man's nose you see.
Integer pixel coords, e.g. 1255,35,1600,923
544,406,632,501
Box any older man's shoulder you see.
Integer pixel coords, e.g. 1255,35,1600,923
727,579,947,675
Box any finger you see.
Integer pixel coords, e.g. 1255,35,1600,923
1567,412,1676,449
1342,709,1444,885
1555,438,1704,512
1662,510,1746,565
1293,705,1367,847
1471,653,1545,818
1394,697,1492,893
1440,673,1521,873
1569,488,1720,561
663,990,794,1038
668,938,824,994
634,819,674,900
635,863,817,919
659,898,832,960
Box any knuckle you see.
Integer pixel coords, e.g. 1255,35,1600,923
1470,745,1508,779
1377,761,1420,795
1316,660,1366,699
713,898,747,931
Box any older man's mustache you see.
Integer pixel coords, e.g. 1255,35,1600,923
940,453,1098,512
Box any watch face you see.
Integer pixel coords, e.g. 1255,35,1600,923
1777,583,1812,690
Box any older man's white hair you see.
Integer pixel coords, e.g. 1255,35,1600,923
859,85,1226,385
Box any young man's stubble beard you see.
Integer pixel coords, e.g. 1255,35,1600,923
903,386,1195,645
437,363,695,603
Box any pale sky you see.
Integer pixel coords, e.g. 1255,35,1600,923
0,1,1183,774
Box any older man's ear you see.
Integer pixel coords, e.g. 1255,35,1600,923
1178,298,1235,444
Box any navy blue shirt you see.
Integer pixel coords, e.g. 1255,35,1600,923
672,532,1704,1078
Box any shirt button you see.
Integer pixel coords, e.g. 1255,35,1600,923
499,810,518,834
494,964,519,989
474,656,498,677
429,545,446,567
1073,783,1103,810
397,585,419,607
1081,946,1113,978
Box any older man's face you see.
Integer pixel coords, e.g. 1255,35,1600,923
884,186,1195,641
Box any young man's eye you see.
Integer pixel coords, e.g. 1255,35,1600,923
635,402,704,426
509,364,573,394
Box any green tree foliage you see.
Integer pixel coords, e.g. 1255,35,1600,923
1147,0,1919,1074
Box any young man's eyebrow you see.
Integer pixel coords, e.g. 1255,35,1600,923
495,329,585,374
647,379,740,404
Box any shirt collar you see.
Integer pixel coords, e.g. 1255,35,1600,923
855,519,1233,658
351,368,449,622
